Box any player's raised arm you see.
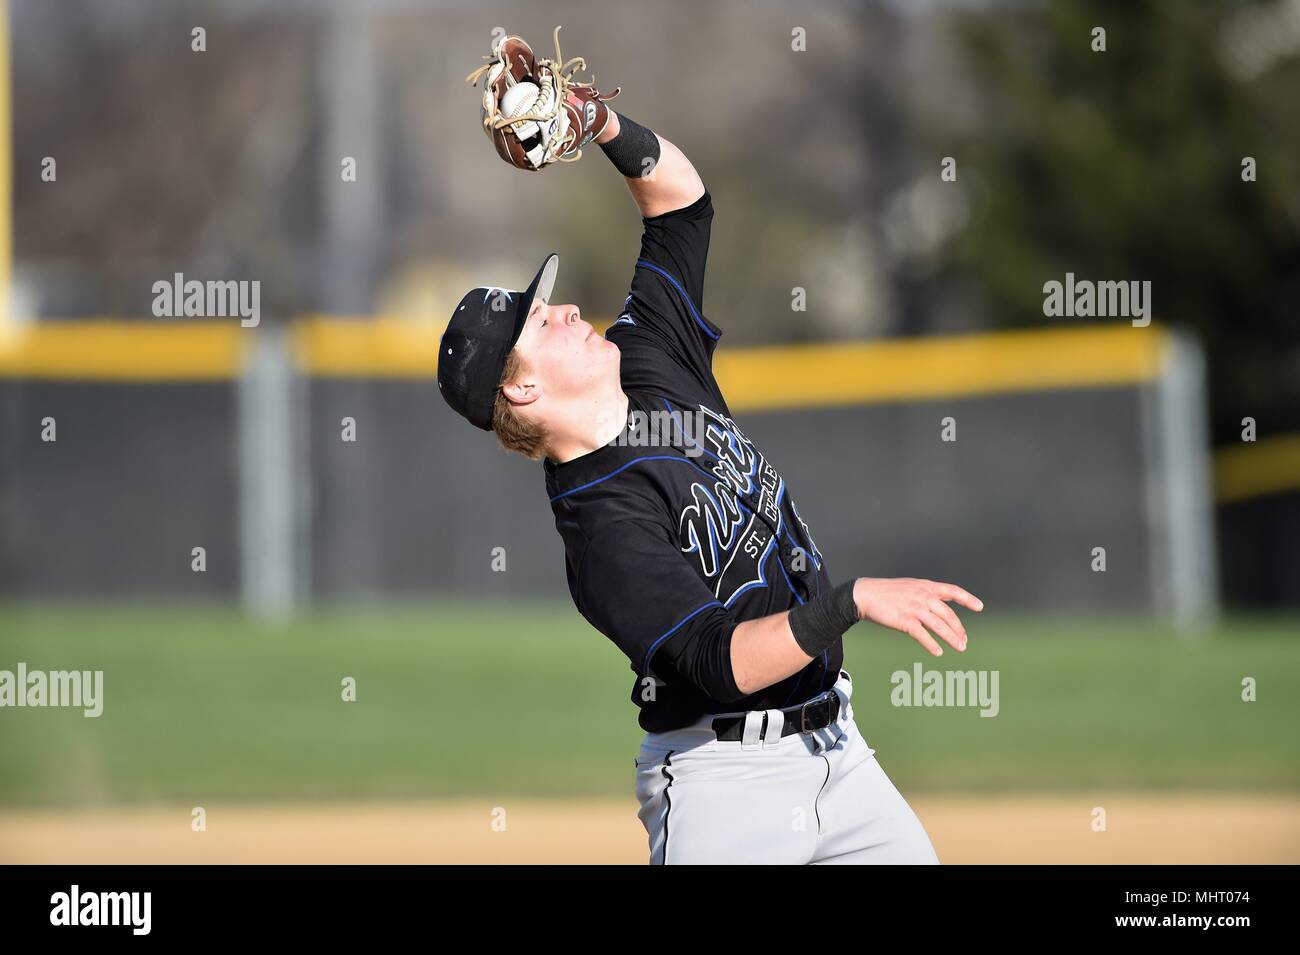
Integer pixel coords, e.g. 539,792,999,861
595,110,706,218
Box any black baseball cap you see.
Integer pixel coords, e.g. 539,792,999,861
438,252,559,431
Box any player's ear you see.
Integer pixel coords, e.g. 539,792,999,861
499,347,542,408
501,377,541,408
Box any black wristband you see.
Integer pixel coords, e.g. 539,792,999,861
599,113,661,179
787,581,859,658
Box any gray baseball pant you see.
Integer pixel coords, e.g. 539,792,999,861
633,670,939,864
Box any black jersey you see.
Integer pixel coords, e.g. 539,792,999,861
543,190,839,732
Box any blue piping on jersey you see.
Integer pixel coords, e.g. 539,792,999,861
549,454,716,503
636,259,720,341
551,444,755,592
781,523,821,573
642,599,723,673
776,549,805,606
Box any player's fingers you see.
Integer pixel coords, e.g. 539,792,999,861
932,581,984,612
929,600,968,649
905,621,943,657
921,609,964,652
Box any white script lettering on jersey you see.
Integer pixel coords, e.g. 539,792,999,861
678,405,822,606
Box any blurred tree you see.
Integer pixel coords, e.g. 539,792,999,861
939,0,1300,443
11,0,316,319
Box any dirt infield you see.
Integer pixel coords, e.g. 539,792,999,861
2,794,1297,864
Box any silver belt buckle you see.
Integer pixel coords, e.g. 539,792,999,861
799,691,833,733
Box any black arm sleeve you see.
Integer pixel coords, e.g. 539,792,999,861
575,520,745,703
637,188,713,319
599,112,661,179
611,191,721,366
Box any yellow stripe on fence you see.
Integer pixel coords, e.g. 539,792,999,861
1214,433,1300,505
292,317,442,377
292,319,1168,407
0,321,246,380
0,319,1168,401
714,325,1167,412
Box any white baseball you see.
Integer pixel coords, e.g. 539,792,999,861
501,81,540,120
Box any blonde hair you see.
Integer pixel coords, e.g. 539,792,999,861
491,349,549,460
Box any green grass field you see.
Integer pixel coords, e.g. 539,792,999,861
0,602,1297,807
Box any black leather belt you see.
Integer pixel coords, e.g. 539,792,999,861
711,689,841,742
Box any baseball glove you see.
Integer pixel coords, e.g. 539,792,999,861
464,25,620,171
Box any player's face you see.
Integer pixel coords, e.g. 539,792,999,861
512,298,619,399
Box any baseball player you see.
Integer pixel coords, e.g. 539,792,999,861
441,29,983,864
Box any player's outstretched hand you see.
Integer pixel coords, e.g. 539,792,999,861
852,577,983,657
